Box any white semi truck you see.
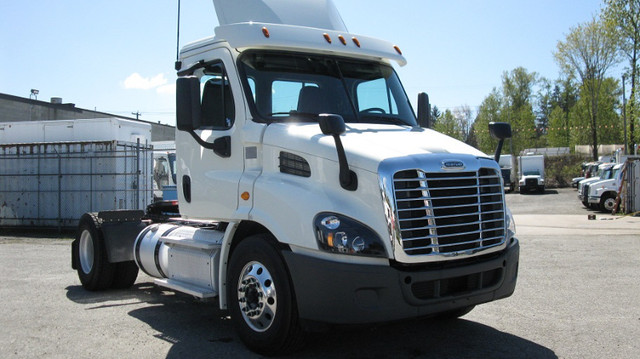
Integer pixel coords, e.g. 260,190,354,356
71,0,519,355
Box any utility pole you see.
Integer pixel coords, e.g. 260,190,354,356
132,111,141,120
623,75,628,155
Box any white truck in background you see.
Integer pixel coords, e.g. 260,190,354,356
498,154,516,192
587,163,623,212
71,0,519,355
518,155,545,193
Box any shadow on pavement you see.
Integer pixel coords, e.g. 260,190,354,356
66,283,557,359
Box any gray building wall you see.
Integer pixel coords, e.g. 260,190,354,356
0,93,175,141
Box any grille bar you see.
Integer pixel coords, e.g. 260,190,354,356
393,167,505,256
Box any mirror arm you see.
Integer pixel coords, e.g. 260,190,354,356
332,134,358,191
188,131,231,158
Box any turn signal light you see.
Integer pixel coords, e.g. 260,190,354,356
352,37,361,47
262,27,270,38
323,33,332,43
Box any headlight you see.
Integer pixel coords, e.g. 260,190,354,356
505,206,516,239
314,213,387,257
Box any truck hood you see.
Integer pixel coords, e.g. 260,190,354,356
263,123,489,172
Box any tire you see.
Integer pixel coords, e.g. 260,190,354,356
111,261,139,289
434,305,476,320
599,194,617,213
75,213,115,291
227,234,305,356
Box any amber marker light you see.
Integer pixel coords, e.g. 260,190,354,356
394,45,403,55
323,33,332,43
262,27,270,38
352,37,361,48
338,35,347,45
241,192,250,201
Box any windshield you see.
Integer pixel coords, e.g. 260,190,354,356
239,51,417,126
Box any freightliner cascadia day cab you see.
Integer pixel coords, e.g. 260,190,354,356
71,0,519,355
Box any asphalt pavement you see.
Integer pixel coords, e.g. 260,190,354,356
0,187,638,358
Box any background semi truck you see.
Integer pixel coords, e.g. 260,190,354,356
71,0,519,355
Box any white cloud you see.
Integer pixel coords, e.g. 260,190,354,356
123,73,167,90
156,83,175,95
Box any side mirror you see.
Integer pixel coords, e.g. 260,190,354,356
489,122,512,163
176,76,201,132
417,92,430,128
318,114,357,191
489,122,512,140
319,113,346,136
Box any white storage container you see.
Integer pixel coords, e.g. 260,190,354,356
0,140,152,228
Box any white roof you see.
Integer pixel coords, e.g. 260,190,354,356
212,0,347,31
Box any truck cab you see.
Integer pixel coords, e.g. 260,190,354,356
578,163,614,207
587,163,623,212
71,0,519,355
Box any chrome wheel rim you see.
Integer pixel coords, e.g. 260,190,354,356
78,230,94,274
237,261,277,332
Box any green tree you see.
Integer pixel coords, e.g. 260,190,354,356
602,0,640,147
547,77,579,147
570,77,623,148
555,17,622,159
501,67,539,155
433,109,463,141
474,88,503,154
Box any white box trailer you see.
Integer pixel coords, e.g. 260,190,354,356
0,119,153,229
0,117,151,144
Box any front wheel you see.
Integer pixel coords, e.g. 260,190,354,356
599,194,617,213
227,234,305,356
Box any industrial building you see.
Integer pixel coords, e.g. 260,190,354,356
0,92,175,141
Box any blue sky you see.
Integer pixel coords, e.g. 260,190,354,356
1,0,608,126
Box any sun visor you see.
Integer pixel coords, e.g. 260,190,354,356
212,0,347,32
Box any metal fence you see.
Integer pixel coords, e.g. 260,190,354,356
0,140,153,230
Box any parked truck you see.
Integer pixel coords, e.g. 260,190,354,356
518,155,545,193
71,0,519,355
587,163,623,212
498,154,516,192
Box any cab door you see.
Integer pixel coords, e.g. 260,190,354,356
176,48,245,220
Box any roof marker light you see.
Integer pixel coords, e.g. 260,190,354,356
394,45,403,55
323,33,332,44
262,27,270,38
352,37,361,48
338,35,347,46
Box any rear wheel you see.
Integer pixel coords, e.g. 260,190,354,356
227,234,305,356
75,213,115,291
111,261,139,289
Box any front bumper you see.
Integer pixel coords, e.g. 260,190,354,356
282,238,519,325
588,195,600,204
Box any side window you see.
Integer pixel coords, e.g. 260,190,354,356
199,63,235,129
356,78,398,114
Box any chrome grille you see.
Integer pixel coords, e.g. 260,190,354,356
393,168,505,256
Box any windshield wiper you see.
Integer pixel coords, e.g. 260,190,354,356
359,115,411,127
267,111,319,123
